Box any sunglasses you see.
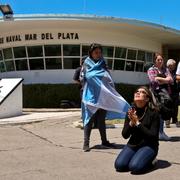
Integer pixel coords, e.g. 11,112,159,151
135,89,150,98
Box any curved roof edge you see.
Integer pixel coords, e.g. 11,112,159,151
0,14,180,35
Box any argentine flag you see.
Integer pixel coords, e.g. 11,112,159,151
81,57,130,126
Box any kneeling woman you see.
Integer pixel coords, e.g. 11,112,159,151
114,86,160,174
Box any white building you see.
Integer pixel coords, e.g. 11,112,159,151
0,14,180,85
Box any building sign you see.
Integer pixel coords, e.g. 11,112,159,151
0,32,79,44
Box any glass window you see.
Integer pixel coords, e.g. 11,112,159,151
102,46,113,57
44,45,61,56
135,62,144,72
5,61,15,71
106,59,113,70
125,61,135,71
29,59,44,70
137,50,145,61
115,47,126,59
15,59,28,71
0,62,6,72
114,59,125,70
45,58,62,69
13,46,26,58
27,46,43,57
146,52,153,62
63,58,80,69
3,48,12,59
63,45,80,56
82,45,89,56
0,50,3,60
127,49,137,60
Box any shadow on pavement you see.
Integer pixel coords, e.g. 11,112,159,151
90,143,125,150
115,159,171,175
169,136,180,142
156,160,171,169
130,160,171,175
145,160,171,174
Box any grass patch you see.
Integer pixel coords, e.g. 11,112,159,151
106,106,180,125
105,119,124,125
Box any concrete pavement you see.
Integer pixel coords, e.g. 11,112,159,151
0,110,180,180
0,108,80,125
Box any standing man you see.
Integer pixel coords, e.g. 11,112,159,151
175,61,180,127
166,59,179,127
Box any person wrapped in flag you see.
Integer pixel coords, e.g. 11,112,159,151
80,43,130,152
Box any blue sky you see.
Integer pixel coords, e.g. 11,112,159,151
1,0,180,30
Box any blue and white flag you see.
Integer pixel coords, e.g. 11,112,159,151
81,57,130,126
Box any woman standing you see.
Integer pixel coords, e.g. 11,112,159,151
147,53,173,141
81,43,129,152
114,86,160,174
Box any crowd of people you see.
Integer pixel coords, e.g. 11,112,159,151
73,43,180,174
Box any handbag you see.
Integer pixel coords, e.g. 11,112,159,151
153,88,173,120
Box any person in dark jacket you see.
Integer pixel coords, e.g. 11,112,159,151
114,86,160,174
73,55,87,100
166,59,180,127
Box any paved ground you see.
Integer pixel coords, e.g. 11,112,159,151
0,110,180,180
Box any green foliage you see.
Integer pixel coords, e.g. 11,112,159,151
115,83,139,105
23,83,142,108
23,84,80,108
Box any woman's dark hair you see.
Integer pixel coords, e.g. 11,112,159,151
88,43,102,58
154,52,163,62
134,86,159,111
154,52,165,69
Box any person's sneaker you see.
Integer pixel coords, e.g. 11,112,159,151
83,142,90,152
159,132,171,141
165,120,170,128
152,158,158,167
101,141,116,148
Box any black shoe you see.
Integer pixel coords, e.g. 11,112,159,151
152,158,158,167
83,144,90,152
101,141,116,148
176,122,180,127
172,119,178,124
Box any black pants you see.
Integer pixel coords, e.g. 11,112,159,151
171,93,179,123
84,109,107,145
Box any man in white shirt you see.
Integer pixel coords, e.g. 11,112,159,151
175,61,180,127
176,61,180,80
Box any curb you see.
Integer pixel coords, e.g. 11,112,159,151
73,121,123,129
0,111,81,126
23,108,81,112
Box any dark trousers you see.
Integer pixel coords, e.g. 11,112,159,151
114,145,156,174
84,109,107,145
171,93,179,123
